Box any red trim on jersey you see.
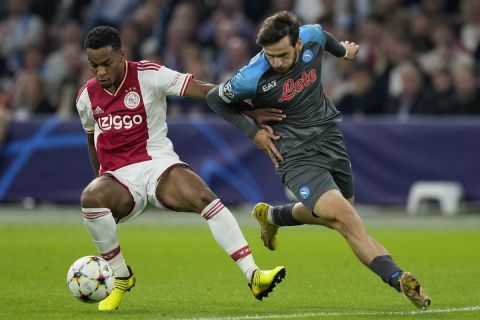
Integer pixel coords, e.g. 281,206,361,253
76,83,88,102
106,173,130,190
137,67,161,71
230,245,252,261
101,246,121,260
138,60,162,67
138,65,162,70
202,200,225,220
180,74,193,96
102,60,129,96
138,61,162,69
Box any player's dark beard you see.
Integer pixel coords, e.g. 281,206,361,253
284,51,299,73
293,51,299,65
273,51,299,74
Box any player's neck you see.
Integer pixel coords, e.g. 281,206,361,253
106,61,127,94
294,47,302,64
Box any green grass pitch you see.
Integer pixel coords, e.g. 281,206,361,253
1,207,480,319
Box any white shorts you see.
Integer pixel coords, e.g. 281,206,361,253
104,147,186,223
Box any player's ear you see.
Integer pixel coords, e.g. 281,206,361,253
295,37,302,50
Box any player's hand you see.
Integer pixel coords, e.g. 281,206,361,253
253,128,283,167
341,41,359,60
243,108,285,125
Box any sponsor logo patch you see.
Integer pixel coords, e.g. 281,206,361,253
97,114,143,131
93,106,104,115
278,68,317,102
262,80,277,92
219,80,235,103
171,72,181,86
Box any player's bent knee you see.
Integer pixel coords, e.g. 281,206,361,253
332,209,363,236
196,187,217,210
80,185,109,208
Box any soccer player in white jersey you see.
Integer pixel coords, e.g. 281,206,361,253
76,26,286,311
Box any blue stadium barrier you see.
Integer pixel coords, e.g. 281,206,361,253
0,116,479,205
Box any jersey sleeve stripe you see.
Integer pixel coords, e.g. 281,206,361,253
76,83,88,102
138,67,162,71
180,74,193,96
138,61,163,69
139,60,162,66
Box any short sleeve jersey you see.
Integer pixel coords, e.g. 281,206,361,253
76,60,192,174
218,24,342,154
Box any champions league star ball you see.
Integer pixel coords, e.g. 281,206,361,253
66,256,115,303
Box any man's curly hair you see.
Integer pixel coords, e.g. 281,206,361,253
84,26,121,50
256,11,300,47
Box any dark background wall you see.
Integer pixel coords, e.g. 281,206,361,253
1,116,478,206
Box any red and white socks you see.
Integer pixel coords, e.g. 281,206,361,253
83,201,258,281
82,207,130,277
201,199,258,280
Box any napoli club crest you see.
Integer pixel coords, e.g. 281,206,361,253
302,49,313,63
299,186,310,199
124,91,141,109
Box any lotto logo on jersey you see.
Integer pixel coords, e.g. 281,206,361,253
97,114,143,131
278,69,317,103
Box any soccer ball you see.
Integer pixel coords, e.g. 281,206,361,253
66,256,115,303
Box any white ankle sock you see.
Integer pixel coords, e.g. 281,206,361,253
201,200,258,280
82,208,129,277
266,206,275,224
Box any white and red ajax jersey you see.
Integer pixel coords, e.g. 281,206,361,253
76,60,192,175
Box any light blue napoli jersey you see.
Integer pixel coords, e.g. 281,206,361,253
219,24,342,154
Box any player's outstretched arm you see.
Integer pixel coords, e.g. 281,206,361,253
206,86,261,139
252,129,283,167
324,31,359,60
207,87,283,167
242,108,285,126
183,79,216,99
183,78,285,127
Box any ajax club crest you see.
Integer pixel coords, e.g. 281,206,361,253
124,90,141,109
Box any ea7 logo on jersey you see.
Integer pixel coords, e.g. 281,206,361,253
97,114,143,131
262,80,276,92
124,91,141,109
219,80,235,103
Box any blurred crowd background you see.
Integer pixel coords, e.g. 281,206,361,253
0,0,479,147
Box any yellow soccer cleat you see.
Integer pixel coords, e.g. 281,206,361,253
252,203,279,250
399,272,432,309
249,266,286,301
98,266,136,311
